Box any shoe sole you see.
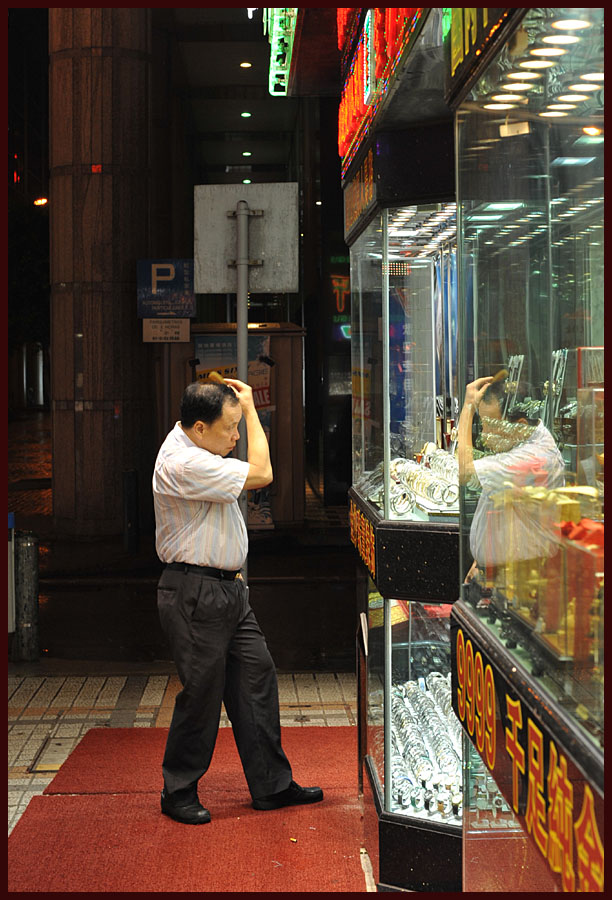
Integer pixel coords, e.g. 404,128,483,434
252,793,324,811
161,808,211,825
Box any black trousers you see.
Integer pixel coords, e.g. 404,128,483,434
157,567,293,800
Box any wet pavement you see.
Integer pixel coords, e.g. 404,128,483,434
9,409,359,671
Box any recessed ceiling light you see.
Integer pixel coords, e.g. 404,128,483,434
484,103,516,110
547,103,576,110
558,93,589,102
551,19,592,30
583,126,603,136
484,202,523,210
243,179,252,184
581,72,604,82
240,61,252,68
540,110,568,117
531,47,567,57
241,111,252,118
500,82,534,91
492,93,524,102
520,59,556,68
507,71,542,79
242,151,252,157
569,82,600,91
541,34,580,44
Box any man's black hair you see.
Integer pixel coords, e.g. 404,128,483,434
483,378,542,424
180,382,239,428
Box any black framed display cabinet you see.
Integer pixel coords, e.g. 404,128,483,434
344,10,470,890
347,121,466,899
445,7,604,891
356,576,463,892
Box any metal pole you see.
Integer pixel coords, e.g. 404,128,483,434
235,200,250,561
13,531,39,662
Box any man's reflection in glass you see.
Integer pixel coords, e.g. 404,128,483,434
458,374,566,591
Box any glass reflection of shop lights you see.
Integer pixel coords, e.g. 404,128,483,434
568,82,600,91
541,33,581,45
550,19,592,31
507,71,542,80
530,46,567,57
500,81,535,90
519,59,556,69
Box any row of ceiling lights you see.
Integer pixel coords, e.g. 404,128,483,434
483,15,603,123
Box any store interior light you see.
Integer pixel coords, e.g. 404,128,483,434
558,93,589,102
519,59,556,68
581,72,604,82
484,103,516,110
547,103,576,110
241,111,252,118
243,178,252,184
507,71,542,79
551,157,596,166
500,82,533,91
530,46,567,56
242,151,252,157
240,61,252,68
551,19,591,31
569,82,599,91
33,197,48,206
492,94,525,102
484,202,523,210
582,126,603,137
540,110,568,117
541,33,580,44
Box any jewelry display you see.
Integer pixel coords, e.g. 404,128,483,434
354,444,461,518
390,675,463,819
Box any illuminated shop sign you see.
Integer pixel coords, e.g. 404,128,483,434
349,497,376,580
343,147,375,239
443,8,519,106
451,618,604,892
338,8,424,174
263,8,297,95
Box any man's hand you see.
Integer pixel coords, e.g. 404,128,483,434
457,375,494,485
463,375,494,412
224,378,254,412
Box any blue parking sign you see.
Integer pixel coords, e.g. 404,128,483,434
137,259,196,318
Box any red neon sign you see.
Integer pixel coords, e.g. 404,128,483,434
338,8,423,162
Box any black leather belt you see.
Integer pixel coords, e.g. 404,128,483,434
166,562,240,581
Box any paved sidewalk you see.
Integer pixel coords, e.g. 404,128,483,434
8,662,357,835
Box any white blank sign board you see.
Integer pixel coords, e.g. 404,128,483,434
194,183,299,294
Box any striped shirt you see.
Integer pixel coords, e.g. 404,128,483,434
153,422,250,570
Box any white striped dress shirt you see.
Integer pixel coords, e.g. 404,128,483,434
153,422,250,570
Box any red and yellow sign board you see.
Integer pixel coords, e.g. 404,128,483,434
452,616,604,891
349,497,376,580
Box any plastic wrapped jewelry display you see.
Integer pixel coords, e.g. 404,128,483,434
391,457,459,511
390,677,463,820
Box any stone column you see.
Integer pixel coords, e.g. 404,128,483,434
49,8,155,535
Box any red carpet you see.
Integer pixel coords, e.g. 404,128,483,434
9,726,367,893
43,726,358,796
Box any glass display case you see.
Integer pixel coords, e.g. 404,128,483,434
462,740,559,892
448,7,604,891
360,577,462,891
348,201,462,603
351,202,459,524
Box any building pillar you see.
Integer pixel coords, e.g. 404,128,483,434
48,8,155,535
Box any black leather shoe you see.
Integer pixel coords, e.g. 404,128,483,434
252,780,324,810
161,789,211,825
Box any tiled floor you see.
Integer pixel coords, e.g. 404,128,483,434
8,665,358,836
